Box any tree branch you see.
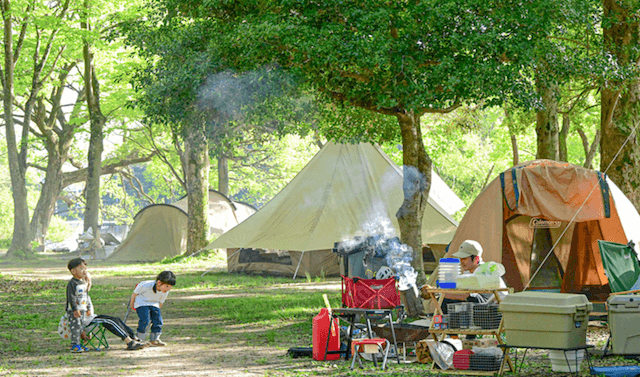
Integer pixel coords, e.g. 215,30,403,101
61,151,157,187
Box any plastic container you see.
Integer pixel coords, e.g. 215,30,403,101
312,308,340,360
608,295,640,355
438,258,461,288
548,349,585,372
590,366,640,377
453,349,474,370
499,292,592,348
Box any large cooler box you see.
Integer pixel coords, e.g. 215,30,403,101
608,295,640,355
499,292,592,348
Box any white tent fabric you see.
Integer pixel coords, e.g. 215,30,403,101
207,142,460,252
171,190,257,237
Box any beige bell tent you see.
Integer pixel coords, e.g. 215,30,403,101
108,190,256,262
206,141,463,277
432,159,640,301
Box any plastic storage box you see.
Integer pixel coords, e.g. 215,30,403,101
499,292,592,348
608,295,640,355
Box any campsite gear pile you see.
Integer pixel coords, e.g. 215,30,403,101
431,159,640,302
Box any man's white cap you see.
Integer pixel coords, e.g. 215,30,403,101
452,240,483,258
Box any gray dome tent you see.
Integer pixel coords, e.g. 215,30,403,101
108,190,256,262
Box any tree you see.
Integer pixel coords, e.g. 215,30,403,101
529,0,602,161
80,0,107,240
1,0,74,257
124,9,318,254
177,0,556,315
601,0,640,210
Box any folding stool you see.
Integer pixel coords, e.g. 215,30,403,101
82,322,110,351
350,338,390,370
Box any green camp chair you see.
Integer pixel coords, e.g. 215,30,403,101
598,240,640,356
599,240,640,294
82,322,109,351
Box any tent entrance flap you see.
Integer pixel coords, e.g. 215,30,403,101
529,227,563,289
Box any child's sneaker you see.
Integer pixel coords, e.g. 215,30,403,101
70,344,86,353
147,339,167,347
126,340,146,351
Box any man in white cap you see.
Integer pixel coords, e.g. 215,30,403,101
449,240,508,303
438,240,508,306
453,240,484,275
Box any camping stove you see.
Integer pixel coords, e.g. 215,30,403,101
332,235,398,278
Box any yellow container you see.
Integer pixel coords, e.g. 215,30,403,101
499,292,592,348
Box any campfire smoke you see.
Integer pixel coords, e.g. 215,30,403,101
336,209,419,297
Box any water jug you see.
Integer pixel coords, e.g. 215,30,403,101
312,308,340,360
438,258,461,288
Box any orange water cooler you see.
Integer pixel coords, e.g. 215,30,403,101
312,308,340,360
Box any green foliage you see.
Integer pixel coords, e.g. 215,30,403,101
217,134,319,206
45,217,75,244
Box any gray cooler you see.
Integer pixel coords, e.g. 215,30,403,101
499,292,591,348
608,295,640,355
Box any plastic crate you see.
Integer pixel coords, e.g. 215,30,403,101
341,275,400,309
453,350,474,370
473,304,502,329
469,354,502,371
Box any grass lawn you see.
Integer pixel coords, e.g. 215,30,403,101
0,250,634,376
0,251,441,376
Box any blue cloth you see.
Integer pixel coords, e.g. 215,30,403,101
590,366,640,377
136,306,163,334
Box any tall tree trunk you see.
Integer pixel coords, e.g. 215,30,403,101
31,153,64,248
218,155,229,196
81,3,106,236
396,110,428,317
2,0,31,257
30,74,78,247
601,0,640,211
510,134,519,166
184,122,210,255
558,113,571,162
535,75,560,160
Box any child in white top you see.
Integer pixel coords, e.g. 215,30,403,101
129,271,176,346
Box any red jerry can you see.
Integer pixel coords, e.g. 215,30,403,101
312,308,340,360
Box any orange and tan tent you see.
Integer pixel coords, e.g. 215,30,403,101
434,160,640,301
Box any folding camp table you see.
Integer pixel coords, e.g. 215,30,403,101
324,307,401,367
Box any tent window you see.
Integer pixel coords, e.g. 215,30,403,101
529,227,563,289
238,248,292,265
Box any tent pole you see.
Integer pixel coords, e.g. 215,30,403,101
293,250,305,280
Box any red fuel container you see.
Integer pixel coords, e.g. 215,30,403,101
312,308,340,360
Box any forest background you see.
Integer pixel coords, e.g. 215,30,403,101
0,0,638,314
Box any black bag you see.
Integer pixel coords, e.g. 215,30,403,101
287,347,313,358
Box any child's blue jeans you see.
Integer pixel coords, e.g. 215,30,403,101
136,306,163,334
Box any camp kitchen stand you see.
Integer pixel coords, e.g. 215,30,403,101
424,288,513,376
